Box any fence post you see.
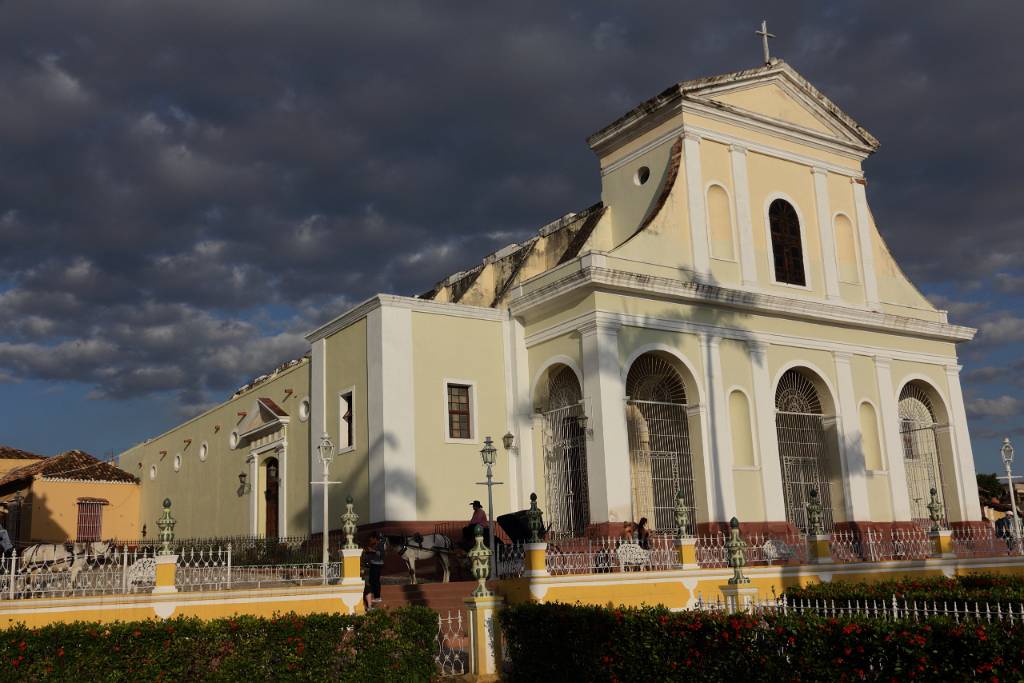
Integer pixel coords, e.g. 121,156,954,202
227,543,232,590
122,548,129,593
8,551,16,600
807,533,833,564
153,499,179,595
719,517,758,612
464,593,504,680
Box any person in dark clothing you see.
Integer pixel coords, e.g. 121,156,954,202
363,532,385,610
636,517,651,550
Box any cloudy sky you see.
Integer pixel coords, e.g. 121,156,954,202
1,2,1022,474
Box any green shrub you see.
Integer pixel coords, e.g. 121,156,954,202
499,602,1024,681
785,574,1024,606
0,607,436,682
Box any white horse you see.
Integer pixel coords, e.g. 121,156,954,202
393,533,453,584
19,541,114,590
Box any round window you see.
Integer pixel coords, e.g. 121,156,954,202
199,442,208,462
299,397,311,422
229,430,240,450
634,166,651,186
173,454,182,472
149,464,157,480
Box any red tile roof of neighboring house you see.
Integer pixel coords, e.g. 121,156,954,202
0,450,139,487
0,446,45,461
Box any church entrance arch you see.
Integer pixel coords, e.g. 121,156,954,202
625,352,697,535
898,382,948,527
536,364,589,537
775,368,840,532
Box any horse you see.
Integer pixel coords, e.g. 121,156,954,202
19,541,115,592
389,533,454,584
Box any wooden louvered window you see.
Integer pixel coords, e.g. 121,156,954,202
76,499,105,541
447,384,472,440
769,199,806,286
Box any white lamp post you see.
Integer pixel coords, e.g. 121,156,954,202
478,436,503,580
1002,437,1020,546
317,432,336,569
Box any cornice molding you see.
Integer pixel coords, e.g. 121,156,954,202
511,266,974,344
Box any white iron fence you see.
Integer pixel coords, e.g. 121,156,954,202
545,535,682,575
952,525,1024,558
496,542,525,579
435,609,468,678
831,527,932,563
694,593,1024,623
0,547,157,599
695,531,808,568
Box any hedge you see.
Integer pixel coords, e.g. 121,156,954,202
499,602,1024,681
785,574,1024,606
0,607,436,682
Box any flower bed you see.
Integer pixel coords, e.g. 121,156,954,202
0,608,436,681
499,602,1024,681
785,574,1024,606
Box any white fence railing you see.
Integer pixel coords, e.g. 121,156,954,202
695,531,808,568
0,547,158,599
831,528,932,563
435,609,468,678
694,593,1024,623
496,543,525,579
545,536,682,575
952,526,1023,558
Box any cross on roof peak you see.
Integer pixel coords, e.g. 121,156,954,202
755,19,776,66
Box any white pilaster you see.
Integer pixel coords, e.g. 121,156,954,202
944,364,983,521
851,179,881,310
507,315,535,508
812,168,841,301
729,145,758,287
580,320,632,524
366,304,417,523
310,337,327,533
748,342,786,520
833,352,871,521
682,131,710,279
873,357,912,521
701,334,735,520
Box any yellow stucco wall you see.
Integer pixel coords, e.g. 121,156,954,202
411,312,512,521
26,480,139,542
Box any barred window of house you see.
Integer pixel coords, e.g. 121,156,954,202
447,384,472,440
76,498,107,542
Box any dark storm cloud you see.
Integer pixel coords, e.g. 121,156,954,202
0,1,1023,417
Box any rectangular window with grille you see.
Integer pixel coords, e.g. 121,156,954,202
76,500,105,541
447,383,472,440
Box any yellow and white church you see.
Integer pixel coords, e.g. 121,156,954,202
122,58,983,544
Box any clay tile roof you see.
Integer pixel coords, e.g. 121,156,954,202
0,450,139,487
0,446,45,461
258,397,288,418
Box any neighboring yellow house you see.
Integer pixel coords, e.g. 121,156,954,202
0,449,140,544
124,58,984,543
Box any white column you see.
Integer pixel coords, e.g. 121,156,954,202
682,131,710,279
279,443,288,537
700,334,735,520
310,337,327,533
748,342,786,520
873,356,912,521
944,364,983,521
729,145,758,288
508,315,535,508
851,179,881,310
366,304,417,523
580,320,632,524
501,317,520,508
812,168,841,301
833,352,871,521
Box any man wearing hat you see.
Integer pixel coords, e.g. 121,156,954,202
463,500,489,550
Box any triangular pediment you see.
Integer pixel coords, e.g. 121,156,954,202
237,397,288,440
682,61,879,152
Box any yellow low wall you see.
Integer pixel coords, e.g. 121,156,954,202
498,556,1024,610
0,584,365,629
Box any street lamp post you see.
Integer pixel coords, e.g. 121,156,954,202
477,436,503,580
1002,437,1020,547
316,432,336,570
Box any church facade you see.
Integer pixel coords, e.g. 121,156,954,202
122,60,982,541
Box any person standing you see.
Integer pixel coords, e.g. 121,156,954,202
363,532,385,610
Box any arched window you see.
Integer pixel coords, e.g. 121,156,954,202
769,199,806,286
538,365,589,537
625,353,696,534
775,369,834,531
899,383,946,526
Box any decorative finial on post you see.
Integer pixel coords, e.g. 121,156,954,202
927,488,944,533
674,489,692,538
725,517,750,585
341,496,360,550
806,488,823,536
468,525,493,597
156,498,176,556
755,20,776,66
527,493,544,543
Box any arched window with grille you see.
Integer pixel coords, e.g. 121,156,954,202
899,383,946,526
625,353,696,534
538,366,589,537
768,199,806,286
775,369,834,531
